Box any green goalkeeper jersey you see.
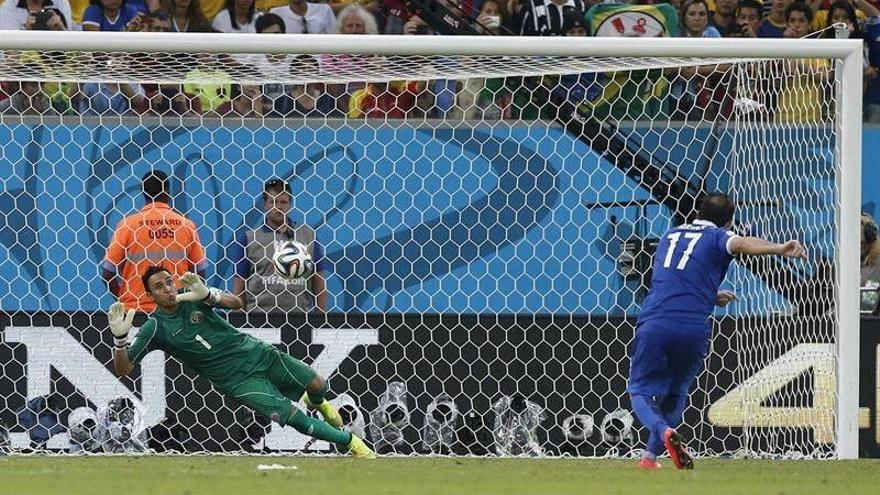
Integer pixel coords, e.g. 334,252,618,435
127,300,274,385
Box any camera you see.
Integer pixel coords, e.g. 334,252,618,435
31,8,56,30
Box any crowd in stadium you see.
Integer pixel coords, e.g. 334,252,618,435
0,0,878,121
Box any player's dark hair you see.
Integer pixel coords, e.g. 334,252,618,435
263,178,291,202
256,13,285,33
142,265,171,294
142,170,170,203
697,192,736,227
785,2,814,24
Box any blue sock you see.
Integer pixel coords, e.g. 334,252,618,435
631,394,670,457
659,394,688,429
646,427,666,456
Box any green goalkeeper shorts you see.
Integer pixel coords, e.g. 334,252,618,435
221,350,317,424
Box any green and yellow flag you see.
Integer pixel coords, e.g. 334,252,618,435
586,3,679,37
577,4,680,120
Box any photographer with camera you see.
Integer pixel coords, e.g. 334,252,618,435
860,212,880,312
0,5,76,114
31,7,68,29
0,0,72,30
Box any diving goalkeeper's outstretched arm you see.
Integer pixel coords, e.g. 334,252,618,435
108,302,136,377
109,271,243,377
174,272,244,310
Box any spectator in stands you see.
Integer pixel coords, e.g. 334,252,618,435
125,8,171,30
782,1,812,37
160,0,208,31
516,0,586,36
403,13,428,34
212,0,259,32
333,2,374,34
810,0,866,32
253,14,292,115
463,0,510,118
403,10,461,118
251,14,335,116
861,212,880,312
382,0,408,33
230,178,327,313
822,0,858,36
230,84,263,116
79,82,148,115
475,0,505,34
670,0,736,119
821,0,880,42
29,5,70,29
348,80,420,119
121,11,198,116
563,5,585,36
321,3,376,109
679,0,722,37
775,2,828,122
545,9,595,108
269,0,336,33
758,0,793,37
0,80,47,114
102,170,208,312
11,11,80,114
82,0,146,30
0,0,72,30
820,0,880,121
1,69,77,115
730,0,762,37
183,51,236,116
256,9,283,32
711,0,740,35
283,57,336,116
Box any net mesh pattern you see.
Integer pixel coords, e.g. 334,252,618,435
0,48,841,458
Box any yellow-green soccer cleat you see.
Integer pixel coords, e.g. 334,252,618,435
347,434,376,459
301,393,344,428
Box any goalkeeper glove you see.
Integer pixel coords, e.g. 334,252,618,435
175,272,223,305
108,302,135,350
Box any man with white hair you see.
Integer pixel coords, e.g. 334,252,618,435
334,3,377,33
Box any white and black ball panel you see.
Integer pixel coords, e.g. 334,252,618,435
272,240,313,279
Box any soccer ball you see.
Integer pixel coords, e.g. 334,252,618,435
273,240,313,279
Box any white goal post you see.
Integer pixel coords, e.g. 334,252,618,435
0,31,861,459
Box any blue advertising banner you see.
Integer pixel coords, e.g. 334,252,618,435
0,120,865,313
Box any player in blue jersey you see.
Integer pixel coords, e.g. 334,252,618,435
628,193,806,470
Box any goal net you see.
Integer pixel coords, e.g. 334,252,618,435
0,33,860,459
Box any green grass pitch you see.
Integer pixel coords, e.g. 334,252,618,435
1,457,879,495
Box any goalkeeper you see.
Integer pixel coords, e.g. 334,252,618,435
108,265,374,458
